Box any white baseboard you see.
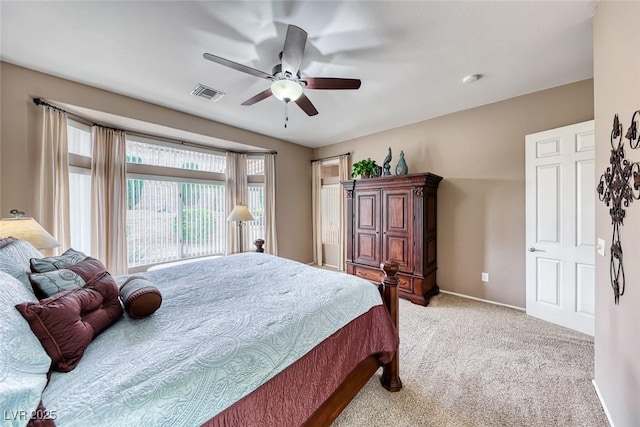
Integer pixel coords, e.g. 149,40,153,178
592,379,616,427
439,290,525,311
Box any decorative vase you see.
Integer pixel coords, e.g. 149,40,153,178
395,150,408,175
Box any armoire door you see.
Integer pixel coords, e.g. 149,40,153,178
382,188,413,271
353,189,381,267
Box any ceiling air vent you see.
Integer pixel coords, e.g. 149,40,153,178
191,84,225,102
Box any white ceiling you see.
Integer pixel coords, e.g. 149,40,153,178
0,1,596,148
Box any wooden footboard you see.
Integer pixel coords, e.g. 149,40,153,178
303,261,402,426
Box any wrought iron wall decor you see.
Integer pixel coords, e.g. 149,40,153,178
597,111,640,304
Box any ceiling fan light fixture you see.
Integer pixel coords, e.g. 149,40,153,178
271,79,303,102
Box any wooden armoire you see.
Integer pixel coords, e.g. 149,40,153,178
342,172,442,305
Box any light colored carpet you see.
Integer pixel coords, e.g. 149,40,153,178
333,293,608,427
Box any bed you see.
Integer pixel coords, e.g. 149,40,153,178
1,240,401,427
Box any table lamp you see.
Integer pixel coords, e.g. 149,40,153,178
226,205,254,253
0,209,60,250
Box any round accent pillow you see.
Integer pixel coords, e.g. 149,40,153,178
119,277,162,319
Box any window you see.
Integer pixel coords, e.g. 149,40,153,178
246,156,265,246
67,124,265,270
126,178,226,267
126,139,225,173
125,137,227,268
67,121,92,255
321,184,340,245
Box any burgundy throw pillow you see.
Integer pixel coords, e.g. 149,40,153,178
15,257,123,372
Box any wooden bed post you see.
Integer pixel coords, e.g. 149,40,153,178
253,239,265,253
380,261,402,392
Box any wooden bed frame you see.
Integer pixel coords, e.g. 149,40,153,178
303,260,402,426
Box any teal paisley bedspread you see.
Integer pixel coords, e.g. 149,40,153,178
42,253,383,426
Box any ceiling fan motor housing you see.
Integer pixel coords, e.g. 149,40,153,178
271,63,300,81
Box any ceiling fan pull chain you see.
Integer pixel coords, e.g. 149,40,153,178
284,101,289,128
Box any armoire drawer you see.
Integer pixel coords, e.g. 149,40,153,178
353,264,413,293
353,265,384,284
397,274,413,292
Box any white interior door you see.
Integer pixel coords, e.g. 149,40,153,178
525,120,595,336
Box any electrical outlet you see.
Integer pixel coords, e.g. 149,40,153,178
481,272,489,282
597,238,606,257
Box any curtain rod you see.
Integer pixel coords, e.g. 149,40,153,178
32,98,277,156
34,97,92,125
311,152,351,163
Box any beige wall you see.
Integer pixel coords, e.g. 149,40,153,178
593,2,640,426
0,62,313,263
315,80,594,308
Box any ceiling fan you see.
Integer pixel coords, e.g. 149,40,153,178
203,24,361,121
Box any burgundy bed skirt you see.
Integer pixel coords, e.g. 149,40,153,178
201,305,399,427
28,305,397,427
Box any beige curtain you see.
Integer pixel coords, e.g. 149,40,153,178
34,105,71,254
311,161,323,266
225,152,247,254
338,154,350,271
264,153,278,255
91,126,127,274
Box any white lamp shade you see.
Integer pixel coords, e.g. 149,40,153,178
0,217,60,249
227,205,254,222
271,79,303,102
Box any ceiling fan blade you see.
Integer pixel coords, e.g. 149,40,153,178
241,88,273,106
203,53,272,80
294,93,318,116
303,77,361,90
281,25,307,76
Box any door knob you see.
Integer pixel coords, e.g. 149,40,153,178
528,247,545,252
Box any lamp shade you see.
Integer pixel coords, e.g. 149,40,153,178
226,205,254,222
0,217,60,250
271,79,303,102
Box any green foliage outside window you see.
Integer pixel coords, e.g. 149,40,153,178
175,208,216,243
181,162,200,206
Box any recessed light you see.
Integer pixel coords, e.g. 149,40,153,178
462,74,482,84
